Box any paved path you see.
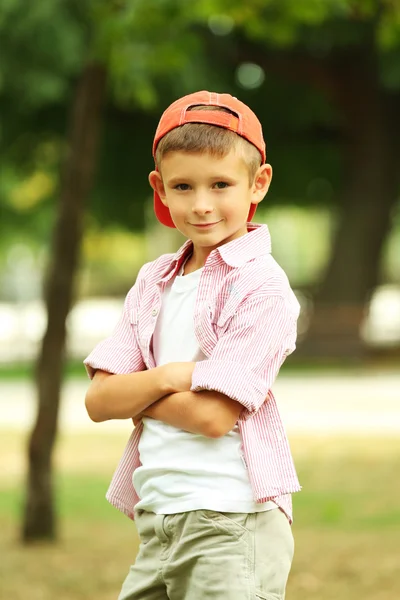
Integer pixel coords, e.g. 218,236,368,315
1,370,399,435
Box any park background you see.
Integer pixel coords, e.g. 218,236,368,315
1,1,399,599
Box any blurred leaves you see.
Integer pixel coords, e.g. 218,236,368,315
1,0,399,241
0,0,86,110
9,172,55,212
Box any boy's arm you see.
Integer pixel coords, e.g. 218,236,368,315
148,293,298,433
139,390,243,438
83,263,150,380
83,261,176,422
189,293,300,420
135,294,299,435
85,362,195,422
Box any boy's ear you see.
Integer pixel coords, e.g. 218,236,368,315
251,163,273,205
149,170,168,206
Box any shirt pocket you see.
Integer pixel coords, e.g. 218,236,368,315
214,292,245,331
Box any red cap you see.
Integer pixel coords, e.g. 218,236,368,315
152,91,266,228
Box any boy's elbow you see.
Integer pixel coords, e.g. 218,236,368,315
85,388,106,423
205,426,226,439
204,396,243,438
85,370,113,422
203,415,237,439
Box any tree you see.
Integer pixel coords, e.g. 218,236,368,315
23,63,107,541
0,1,109,541
84,0,400,357
1,0,209,542
217,0,400,357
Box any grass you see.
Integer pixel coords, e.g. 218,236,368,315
1,356,399,382
0,360,87,380
1,431,399,599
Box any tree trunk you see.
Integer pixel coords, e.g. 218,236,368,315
300,51,400,358
22,63,107,542
223,31,400,359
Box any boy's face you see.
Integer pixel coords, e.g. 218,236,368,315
149,148,272,262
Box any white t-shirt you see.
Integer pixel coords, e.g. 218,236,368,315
133,261,277,514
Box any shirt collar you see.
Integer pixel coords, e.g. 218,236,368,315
160,223,271,282
159,239,193,283
216,223,271,267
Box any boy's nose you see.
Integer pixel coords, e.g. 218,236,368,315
191,193,214,215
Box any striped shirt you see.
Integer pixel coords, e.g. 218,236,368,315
84,223,301,522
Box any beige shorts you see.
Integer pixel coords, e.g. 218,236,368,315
118,508,294,600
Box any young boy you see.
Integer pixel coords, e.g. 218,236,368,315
84,91,301,600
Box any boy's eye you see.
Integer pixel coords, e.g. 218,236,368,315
214,182,229,189
175,183,190,191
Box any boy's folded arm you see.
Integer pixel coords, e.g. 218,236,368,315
141,390,243,438
190,294,300,419
139,294,299,432
85,367,168,422
83,263,194,423
85,362,196,423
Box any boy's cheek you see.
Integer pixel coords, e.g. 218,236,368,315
169,205,187,221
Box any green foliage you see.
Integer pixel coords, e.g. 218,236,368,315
0,0,86,110
1,0,399,243
196,0,400,55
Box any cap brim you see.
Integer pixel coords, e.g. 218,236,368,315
248,203,257,222
154,190,176,228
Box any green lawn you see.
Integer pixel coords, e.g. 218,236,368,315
0,360,87,380
2,356,397,381
1,431,399,599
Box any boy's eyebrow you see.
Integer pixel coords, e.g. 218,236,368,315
167,174,238,186
167,176,192,186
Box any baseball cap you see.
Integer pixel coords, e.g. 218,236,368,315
152,91,266,228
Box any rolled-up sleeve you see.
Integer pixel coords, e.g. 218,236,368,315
83,264,148,379
190,294,299,418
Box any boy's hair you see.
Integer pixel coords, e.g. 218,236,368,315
155,105,262,184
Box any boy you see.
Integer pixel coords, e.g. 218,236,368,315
84,91,301,600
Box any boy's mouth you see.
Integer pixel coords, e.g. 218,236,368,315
191,221,221,229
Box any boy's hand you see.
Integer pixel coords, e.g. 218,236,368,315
131,362,195,426
164,361,196,394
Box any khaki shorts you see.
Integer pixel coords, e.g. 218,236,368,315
118,508,294,600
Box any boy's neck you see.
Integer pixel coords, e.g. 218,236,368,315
182,253,203,276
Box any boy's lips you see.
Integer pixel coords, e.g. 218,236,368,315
191,221,221,229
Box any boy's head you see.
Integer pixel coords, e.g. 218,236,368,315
149,91,272,248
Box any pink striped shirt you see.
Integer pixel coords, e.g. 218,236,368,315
84,223,301,522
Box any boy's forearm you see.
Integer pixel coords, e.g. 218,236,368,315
141,390,242,438
86,361,196,422
86,365,172,422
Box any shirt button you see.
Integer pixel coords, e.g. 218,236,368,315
152,308,158,317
